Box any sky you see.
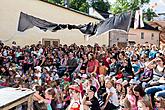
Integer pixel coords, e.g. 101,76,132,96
150,0,165,13
107,0,165,14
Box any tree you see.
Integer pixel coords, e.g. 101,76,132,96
110,0,150,14
47,0,110,13
47,0,65,5
92,0,110,12
144,8,156,21
69,0,89,13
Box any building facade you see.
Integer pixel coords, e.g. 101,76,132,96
0,0,109,47
0,0,160,47
128,28,160,46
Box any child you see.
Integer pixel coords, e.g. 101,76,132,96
132,58,141,81
98,61,108,76
126,86,137,110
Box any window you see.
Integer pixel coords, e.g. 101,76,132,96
42,38,60,47
151,33,154,40
44,41,51,47
141,32,144,39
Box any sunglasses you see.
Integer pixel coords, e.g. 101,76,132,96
156,60,161,62
155,100,160,103
120,105,125,109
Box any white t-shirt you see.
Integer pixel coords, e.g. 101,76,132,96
106,87,119,106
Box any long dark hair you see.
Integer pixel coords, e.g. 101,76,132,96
159,56,165,65
133,85,145,97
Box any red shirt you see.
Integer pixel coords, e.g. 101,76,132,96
87,60,99,73
70,102,80,110
102,57,111,68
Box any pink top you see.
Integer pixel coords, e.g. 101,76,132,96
126,94,138,110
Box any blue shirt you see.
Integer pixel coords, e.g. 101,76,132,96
132,63,140,73
149,50,157,59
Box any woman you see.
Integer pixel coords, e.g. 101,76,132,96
62,88,71,109
119,98,131,110
139,63,153,88
60,54,68,67
109,56,120,77
115,82,126,101
149,56,165,83
121,58,134,86
90,73,100,91
44,88,56,110
87,53,99,74
97,75,106,106
102,80,119,110
79,54,88,74
133,85,149,102
126,86,137,110
154,97,165,110
145,56,165,100
137,100,153,110
98,75,106,96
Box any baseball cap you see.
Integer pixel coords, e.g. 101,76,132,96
90,86,96,93
44,67,50,71
69,85,81,93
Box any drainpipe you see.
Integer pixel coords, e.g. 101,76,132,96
159,31,161,49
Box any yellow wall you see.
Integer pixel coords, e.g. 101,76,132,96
128,28,160,46
0,0,109,46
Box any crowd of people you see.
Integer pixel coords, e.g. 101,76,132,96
0,41,165,110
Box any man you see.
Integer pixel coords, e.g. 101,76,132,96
149,45,157,59
83,86,100,110
67,52,78,80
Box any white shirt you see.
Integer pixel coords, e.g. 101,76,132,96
39,48,43,54
106,87,119,106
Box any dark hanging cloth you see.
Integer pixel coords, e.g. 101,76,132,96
78,22,98,36
17,12,67,32
96,11,133,36
18,11,132,36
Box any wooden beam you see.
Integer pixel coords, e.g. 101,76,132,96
0,94,33,110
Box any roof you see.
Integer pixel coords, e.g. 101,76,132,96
130,18,159,31
40,0,101,20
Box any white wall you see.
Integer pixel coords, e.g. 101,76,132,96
0,0,109,46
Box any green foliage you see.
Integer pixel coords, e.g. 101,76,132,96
69,0,89,13
144,8,156,21
47,0,109,13
47,0,64,5
110,0,150,14
48,0,55,3
92,0,110,12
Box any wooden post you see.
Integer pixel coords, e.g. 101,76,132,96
109,31,111,47
27,94,33,110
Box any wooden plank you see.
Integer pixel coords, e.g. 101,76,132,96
0,87,34,107
0,96,29,110
27,94,33,110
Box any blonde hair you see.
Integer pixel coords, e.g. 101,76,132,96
155,98,165,108
138,100,153,110
121,98,131,110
